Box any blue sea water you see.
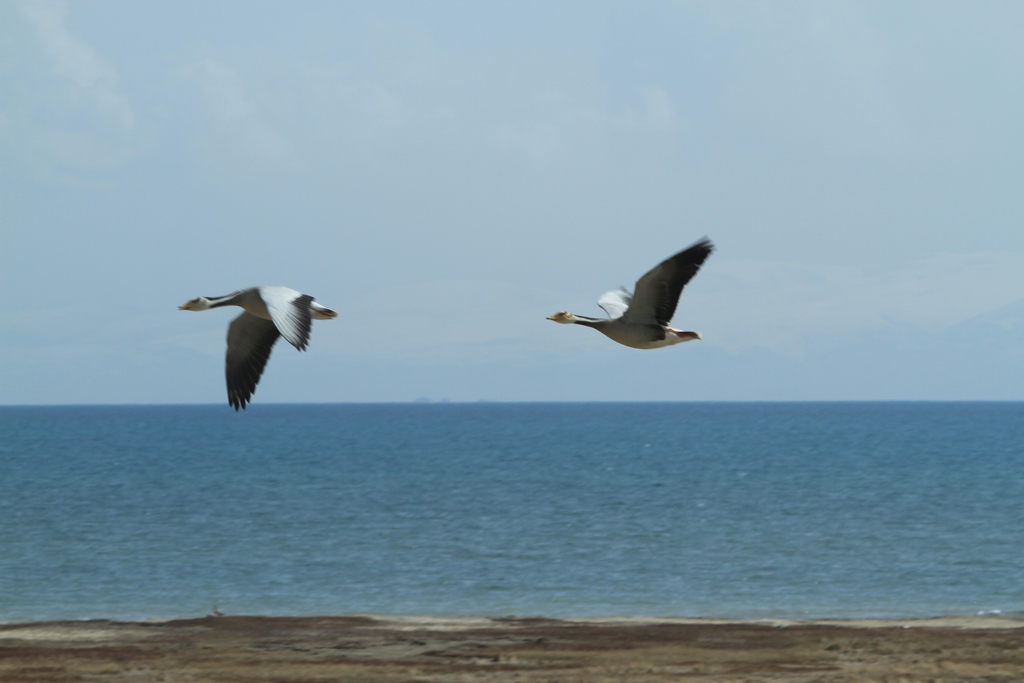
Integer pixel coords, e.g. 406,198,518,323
1,402,1023,623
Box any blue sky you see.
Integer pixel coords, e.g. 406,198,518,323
2,0,1023,404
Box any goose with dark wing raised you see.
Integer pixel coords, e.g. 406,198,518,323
179,286,337,410
547,238,714,349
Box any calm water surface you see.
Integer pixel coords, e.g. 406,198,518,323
1,402,1022,621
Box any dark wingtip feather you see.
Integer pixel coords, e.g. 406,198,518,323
637,236,716,326
287,294,314,352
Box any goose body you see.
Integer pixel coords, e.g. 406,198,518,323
548,238,714,349
179,286,337,410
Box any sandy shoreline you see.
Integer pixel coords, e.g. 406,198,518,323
3,614,1024,681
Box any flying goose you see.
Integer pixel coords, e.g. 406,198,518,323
547,238,714,349
179,286,337,410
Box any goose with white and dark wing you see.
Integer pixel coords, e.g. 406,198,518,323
179,286,337,410
547,238,714,349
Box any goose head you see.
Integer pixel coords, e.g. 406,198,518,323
547,311,577,324
178,297,213,311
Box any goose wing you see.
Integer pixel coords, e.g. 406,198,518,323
622,238,714,326
225,312,281,411
260,286,314,351
597,287,632,319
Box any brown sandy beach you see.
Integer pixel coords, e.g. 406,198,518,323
2,614,1024,682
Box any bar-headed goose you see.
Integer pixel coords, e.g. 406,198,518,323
548,238,714,349
179,286,337,410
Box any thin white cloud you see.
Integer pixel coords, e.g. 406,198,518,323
691,0,908,160
364,84,405,124
334,279,549,360
19,0,136,130
489,120,561,162
695,252,1024,355
201,60,251,122
199,59,299,169
486,85,683,164
641,86,676,131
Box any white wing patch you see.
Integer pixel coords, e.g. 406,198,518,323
259,286,313,350
597,287,632,319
